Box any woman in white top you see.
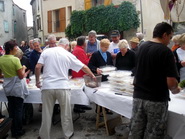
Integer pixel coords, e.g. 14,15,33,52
175,33,185,81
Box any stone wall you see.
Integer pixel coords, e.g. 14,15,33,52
0,0,13,45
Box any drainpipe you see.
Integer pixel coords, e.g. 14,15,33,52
140,0,144,33
41,0,45,44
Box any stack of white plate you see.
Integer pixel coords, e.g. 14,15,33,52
108,71,134,95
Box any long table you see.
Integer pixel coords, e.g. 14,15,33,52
0,78,90,105
84,82,185,139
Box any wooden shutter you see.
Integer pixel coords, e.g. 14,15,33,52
104,0,112,6
84,0,92,10
48,11,52,33
59,8,66,32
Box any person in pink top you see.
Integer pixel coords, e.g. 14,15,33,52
72,36,92,113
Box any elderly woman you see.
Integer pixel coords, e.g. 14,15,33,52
70,41,77,52
171,34,181,51
0,41,28,138
115,40,136,71
174,34,185,81
88,39,113,114
15,48,30,79
88,39,113,81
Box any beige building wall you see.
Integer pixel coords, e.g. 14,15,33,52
136,0,167,41
42,0,84,39
112,0,166,41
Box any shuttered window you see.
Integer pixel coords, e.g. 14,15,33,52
104,0,112,6
84,0,92,10
59,8,66,32
48,11,52,33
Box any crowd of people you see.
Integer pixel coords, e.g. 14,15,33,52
0,22,184,139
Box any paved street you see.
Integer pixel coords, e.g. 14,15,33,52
1,103,130,139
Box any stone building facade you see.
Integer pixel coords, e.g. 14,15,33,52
0,0,28,45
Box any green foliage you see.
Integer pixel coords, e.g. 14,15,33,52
65,1,140,39
85,5,119,33
117,1,140,30
65,10,85,39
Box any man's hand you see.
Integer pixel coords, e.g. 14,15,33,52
111,53,117,59
36,81,42,88
181,61,185,67
87,53,92,58
171,86,181,94
167,77,181,94
96,68,102,75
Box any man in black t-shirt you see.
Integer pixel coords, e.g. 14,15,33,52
130,22,181,139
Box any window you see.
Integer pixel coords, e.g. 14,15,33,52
13,5,15,16
48,11,52,33
14,20,17,33
58,8,66,32
47,8,66,33
38,2,39,12
0,1,4,12
48,8,66,33
4,20,9,33
92,0,104,7
33,21,37,36
104,0,112,6
37,16,41,30
54,9,60,32
23,13,26,22
84,0,92,10
67,6,72,21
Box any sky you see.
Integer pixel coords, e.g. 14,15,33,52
13,0,33,27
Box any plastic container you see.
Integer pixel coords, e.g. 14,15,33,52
83,75,102,88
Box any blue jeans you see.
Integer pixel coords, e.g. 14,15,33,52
7,96,24,136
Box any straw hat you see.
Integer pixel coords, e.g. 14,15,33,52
130,37,139,44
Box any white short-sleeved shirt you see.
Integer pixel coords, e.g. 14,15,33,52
38,47,84,90
176,48,185,61
176,48,185,81
108,42,120,54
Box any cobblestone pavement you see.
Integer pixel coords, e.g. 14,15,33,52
1,103,130,139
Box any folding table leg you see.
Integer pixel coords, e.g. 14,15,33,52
102,107,109,135
96,105,101,129
95,105,110,135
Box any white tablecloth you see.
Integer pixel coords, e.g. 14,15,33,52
84,82,185,139
0,78,90,105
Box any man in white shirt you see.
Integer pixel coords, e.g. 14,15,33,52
108,30,120,65
35,39,95,139
58,38,70,51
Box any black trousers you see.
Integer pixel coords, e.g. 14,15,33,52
7,96,24,136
